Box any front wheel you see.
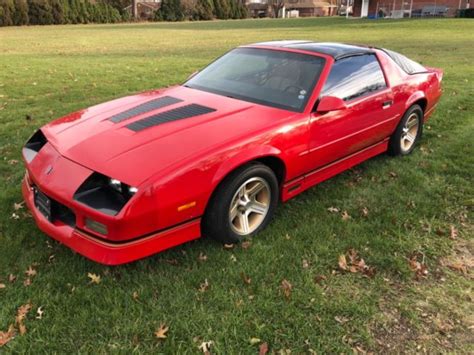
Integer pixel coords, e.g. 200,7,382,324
202,163,279,244
388,104,423,156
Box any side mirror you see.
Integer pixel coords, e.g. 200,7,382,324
316,96,347,113
186,70,199,81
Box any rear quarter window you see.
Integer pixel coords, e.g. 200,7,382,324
382,49,427,74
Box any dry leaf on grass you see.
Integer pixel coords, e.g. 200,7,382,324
223,243,234,250
154,324,169,339
25,266,37,278
198,279,209,292
249,337,261,345
450,225,458,240
198,340,213,354
198,252,208,262
16,303,32,336
13,202,24,211
0,283,5,289
87,273,101,284
259,342,269,355
341,211,351,221
408,253,429,279
240,272,251,285
8,274,16,283
327,206,339,213
241,241,251,249
0,325,15,347
35,307,44,320
338,249,376,278
281,279,292,299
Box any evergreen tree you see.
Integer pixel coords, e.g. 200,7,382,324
27,0,53,25
51,0,64,24
13,0,29,25
0,0,14,26
195,0,213,20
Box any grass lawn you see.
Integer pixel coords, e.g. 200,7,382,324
0,17,473,353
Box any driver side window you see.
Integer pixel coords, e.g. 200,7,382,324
322,54,387,102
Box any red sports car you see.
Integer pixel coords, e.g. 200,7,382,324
22,42,443,265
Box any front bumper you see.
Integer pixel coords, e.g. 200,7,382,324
22,177,201,265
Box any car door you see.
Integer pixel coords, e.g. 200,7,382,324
306,54,397,170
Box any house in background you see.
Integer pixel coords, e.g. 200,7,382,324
352,0,470,17
125,0,161,20
245,0,338,17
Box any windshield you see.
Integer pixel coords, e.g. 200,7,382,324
184,47,326,112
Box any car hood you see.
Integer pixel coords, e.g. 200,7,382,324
42,86,290,186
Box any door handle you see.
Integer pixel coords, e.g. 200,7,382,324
382,100,393,109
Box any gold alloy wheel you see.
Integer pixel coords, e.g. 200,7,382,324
229,177,271,236
401,113,419,152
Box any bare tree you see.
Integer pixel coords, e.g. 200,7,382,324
132,0,138,19
269,0,285,18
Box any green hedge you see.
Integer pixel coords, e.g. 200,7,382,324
456,8,474,18
155,0,247,21
0,0,124,26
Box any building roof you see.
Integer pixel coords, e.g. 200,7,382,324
249,41,374,60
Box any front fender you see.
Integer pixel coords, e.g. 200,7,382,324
211,144,283,188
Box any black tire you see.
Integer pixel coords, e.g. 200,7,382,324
388,104,424,156
202,162,279,244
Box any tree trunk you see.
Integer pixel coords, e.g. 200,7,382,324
132,0,138,19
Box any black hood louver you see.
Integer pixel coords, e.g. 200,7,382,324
23,129,47,163
109,96,183,123
126,104,216,132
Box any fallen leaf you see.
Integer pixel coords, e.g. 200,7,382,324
23,278,31,287
447,262,468,275
25,266,37,278
16,303,31,325
259,342,269,355
0,325,15,347
8,274,16,283
240,272,251,285
198,279,209,292
314,275,327,284
338,249,376,277
87,273,101,284
338,254,348,271
408,254,429,279
198,252,208,262
335,315,350,324
250,337,261,345
389,171,397,178
11,213,19,220
361,207,369,217
302,259,309,269
241,241,251,249
341,211,351,221
198,340,213,354
154,324,169,339
8,159,18,165
327,207,339,213
223,243,234,250
230,254,237,262
132,291,139,300
164,259,178,265
13,202,24,211
450,225,458,240
281,279,292,300
35,307,44,320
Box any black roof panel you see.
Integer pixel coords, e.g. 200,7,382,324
250,41,374,60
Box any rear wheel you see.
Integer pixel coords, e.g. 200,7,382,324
202,163,279,244
388,104,423,156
